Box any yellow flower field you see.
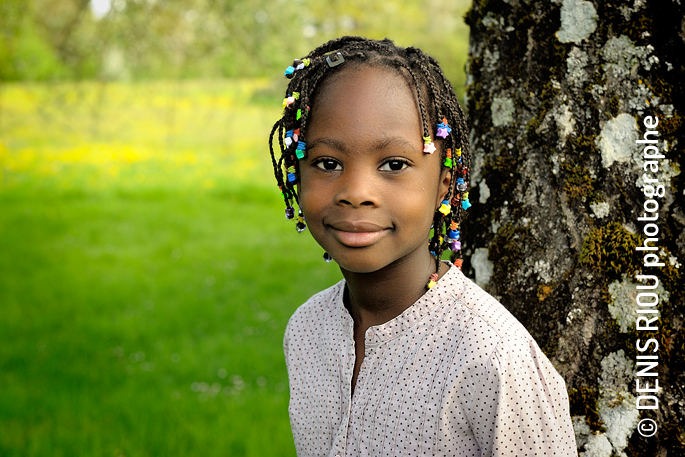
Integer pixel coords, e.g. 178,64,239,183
1,79,282,193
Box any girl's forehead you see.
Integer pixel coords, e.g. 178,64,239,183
308,66,422,135
318,65,415,103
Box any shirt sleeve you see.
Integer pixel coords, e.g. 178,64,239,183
464,337,578,456
283,322,290,361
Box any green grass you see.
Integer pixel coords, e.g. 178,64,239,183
0,81,343,456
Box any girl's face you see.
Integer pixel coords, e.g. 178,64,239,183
299,65,450,274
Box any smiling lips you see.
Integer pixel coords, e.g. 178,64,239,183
328,221,390,247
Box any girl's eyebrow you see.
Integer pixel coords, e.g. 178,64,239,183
307,137,346,152
371,137,417,153
307,136,418,154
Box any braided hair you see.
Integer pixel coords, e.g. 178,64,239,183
268,36,471,285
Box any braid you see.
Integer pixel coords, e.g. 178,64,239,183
394,60,432,140
268,36,472,285
408,47,444,121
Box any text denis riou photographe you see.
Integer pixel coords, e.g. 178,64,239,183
634,115,664,438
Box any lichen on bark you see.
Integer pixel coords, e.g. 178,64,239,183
463,0,684,454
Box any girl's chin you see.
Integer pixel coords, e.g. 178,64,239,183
329,254,391,275
322,242,433,276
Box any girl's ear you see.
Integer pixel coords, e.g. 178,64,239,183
436,167,452,209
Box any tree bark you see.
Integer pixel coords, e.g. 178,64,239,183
463,0,684,455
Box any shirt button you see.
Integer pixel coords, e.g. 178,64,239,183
361,362,367,370
367,329,375,339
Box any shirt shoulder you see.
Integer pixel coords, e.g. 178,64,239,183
286,280,344,329
444,271,576,454
445,268,569,397
283,279,345,355
452,268,531,342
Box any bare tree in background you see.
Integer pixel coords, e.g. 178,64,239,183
463,0,683,455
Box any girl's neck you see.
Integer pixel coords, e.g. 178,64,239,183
341,250,448,328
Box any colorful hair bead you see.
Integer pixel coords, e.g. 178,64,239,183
447,229,460,240
427,273,439,289
285,206,295,220
451,240,462,251
438,200,451,216
444,157,453,168
296,109,302,120
296,141,306,159
455,148,462,157
450,221,459,230
450,196,460,206
454,259,463,269
462,199,472,210
286,59,311,79
436,118,452,139
423,141,436,154
456,178,467,192
293,128,300,142
287,166,297,183
323,252,333,262
296,210,306,232
285,130,294,147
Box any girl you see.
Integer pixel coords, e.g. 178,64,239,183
268,36,576,457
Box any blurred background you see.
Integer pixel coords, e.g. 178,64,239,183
0,0,470,455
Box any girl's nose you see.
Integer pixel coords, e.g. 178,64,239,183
335,166,379,208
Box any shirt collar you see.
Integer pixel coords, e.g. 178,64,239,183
336,261,466,343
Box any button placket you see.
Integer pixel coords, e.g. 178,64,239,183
334,344,353,457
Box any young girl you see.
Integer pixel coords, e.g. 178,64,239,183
268,36,576,457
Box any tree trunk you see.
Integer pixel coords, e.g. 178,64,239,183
463,0,684,455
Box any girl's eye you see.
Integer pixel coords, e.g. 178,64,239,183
381,160,409,171
315,159,341,171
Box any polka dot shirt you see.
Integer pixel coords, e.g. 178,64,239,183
284,263,577,456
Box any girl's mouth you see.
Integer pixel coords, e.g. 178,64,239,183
327,221,390,248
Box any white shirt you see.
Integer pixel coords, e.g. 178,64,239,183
284,263,577,457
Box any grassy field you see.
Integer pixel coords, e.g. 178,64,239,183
0,80,344,456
